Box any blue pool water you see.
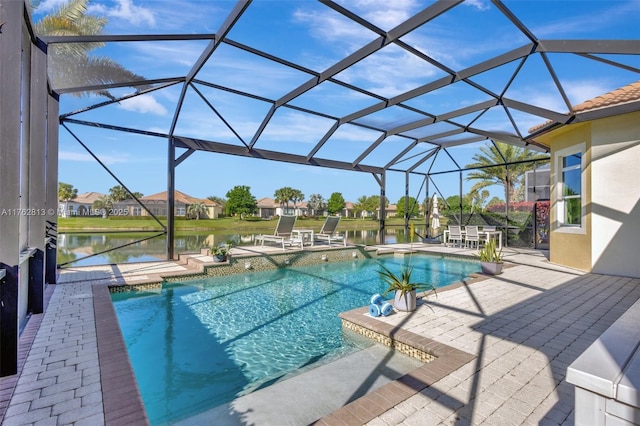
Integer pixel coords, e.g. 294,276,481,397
111,254,480,425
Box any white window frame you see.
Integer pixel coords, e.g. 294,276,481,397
554,143,586,234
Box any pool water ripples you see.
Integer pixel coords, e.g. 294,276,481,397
111,255,480,425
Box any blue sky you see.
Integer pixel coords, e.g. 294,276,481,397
34,0,640,204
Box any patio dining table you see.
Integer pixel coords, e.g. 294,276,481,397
443,228,503,250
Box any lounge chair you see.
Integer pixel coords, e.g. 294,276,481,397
314,216,346,246
255,215,301,251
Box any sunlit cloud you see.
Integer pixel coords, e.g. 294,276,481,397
118,94,168,115
59,151,131,165
529,1,639,38
260,112,336,143
563,80,617,106
463,0,490,12
89,0,156,27
32,0,67,14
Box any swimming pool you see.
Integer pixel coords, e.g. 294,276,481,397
111,254,480,425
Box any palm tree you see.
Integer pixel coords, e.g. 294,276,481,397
108,185,128,202
274,187,295,214
93,195,113,218
291,189,304,212
34,0,149,99
187,202,207,220
465,142,548,202
307,193,326,218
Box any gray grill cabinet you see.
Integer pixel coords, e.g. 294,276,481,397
567,299,640,425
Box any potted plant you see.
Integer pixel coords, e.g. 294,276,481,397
476,238,503,275
211,244,232,262
377,262,436,312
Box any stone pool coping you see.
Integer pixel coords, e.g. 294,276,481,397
93,285,149,425
312,275,492,425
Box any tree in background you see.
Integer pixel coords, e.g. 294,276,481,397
92,196,113,218
274,187,294,211
225,185,257,218
207,195,226,210
353,196,368,219
274,187,304,214
108,185,128,202
327,192,345,215
33,0,149,100
307,194,326,218
58,182,78,201
465,141,547,202
291,188,304,211
353,195,387,219
396,196,420,218
187,202,207,220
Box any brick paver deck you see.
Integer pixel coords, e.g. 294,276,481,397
1,245,638,425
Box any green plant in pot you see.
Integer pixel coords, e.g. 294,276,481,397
377,262,437,312
211,244,232,262
476,237,503,275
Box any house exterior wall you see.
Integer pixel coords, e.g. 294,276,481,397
540,110,640,278
544,124,593,272
590,111,640,278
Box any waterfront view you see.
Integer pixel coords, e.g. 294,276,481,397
57,226,425,267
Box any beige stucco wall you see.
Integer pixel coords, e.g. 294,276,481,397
590,111,640,278
539,124,592,272
537,110,640,277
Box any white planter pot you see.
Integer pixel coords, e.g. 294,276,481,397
394,289,417,312
481,261,503,275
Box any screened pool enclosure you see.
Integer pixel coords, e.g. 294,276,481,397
3,0,640,265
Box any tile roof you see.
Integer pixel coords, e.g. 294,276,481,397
71,192,106,203
140,190,219,206
529,80,640,133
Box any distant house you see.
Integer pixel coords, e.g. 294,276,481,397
118,190,222,219
59,192,106,217
376,204,398,219
342,202,356,218
256,197,309,218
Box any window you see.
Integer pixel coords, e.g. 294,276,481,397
555,143,585,232
133,207,141,216
177,207,186,216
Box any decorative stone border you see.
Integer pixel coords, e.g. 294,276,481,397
312,306,476,425
341,319,436,364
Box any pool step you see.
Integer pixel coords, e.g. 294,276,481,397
376,248,417,256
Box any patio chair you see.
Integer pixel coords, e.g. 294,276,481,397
255,215,301,251
464,225,480,249
314,216,346,246
447,225,463,247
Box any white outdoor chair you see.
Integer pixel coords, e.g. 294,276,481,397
255,215,301,251
314,216,346,246
464,225,480,249
447,225,463,247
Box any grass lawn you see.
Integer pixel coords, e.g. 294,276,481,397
57,216,427,232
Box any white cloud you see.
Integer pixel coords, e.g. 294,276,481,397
118,94,168,116
563,80,615,106
261,112,336,143
59,151,131,165
33,0,67,14
89,0,156,27
463,0,490,12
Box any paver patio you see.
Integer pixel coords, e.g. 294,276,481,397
1,245,638,425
